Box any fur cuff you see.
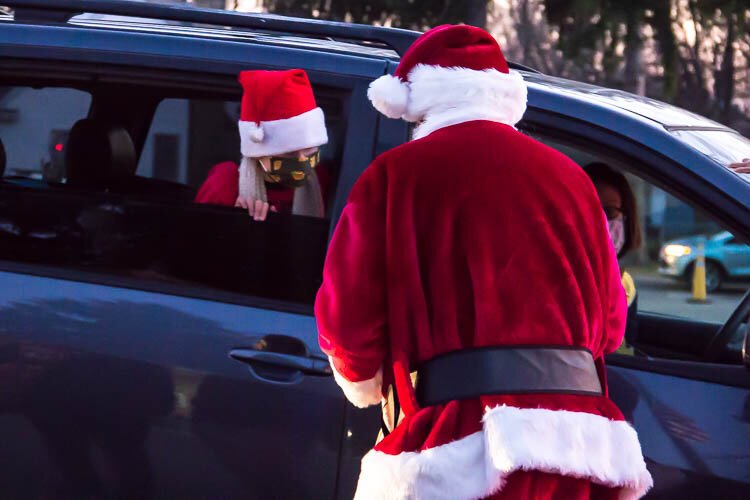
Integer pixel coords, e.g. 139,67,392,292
329,357,383,408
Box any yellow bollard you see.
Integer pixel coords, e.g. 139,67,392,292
690,242,707,303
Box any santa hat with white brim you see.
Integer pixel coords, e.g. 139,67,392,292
367,25,527,139
238,69,328,158
236,69,328,217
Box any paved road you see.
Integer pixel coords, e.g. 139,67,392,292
631,271,748,324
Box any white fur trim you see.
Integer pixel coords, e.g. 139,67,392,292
367,74,410,119
356,431,497,500
354,405,652,500
239,107,328,158
370,64,528,140
483,406,653,499
329,356,383,409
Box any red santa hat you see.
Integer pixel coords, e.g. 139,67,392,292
238,69,328,158
367,25,527,137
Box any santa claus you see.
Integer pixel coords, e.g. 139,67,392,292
315,24,652,499
195,69,329,220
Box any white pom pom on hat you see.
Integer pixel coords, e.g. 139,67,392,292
367,74,410,120
248,123,265,143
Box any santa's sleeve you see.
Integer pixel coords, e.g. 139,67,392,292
315,164,387,408
194,161,240,206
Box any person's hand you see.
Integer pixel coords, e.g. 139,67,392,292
235,196,269,221
728,158,750,174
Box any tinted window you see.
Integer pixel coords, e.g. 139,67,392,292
0,86,346,308
0,86,91,181
138,96,345,200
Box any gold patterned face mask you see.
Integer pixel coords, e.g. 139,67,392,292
261,150,320,188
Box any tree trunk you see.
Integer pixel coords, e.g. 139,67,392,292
464,0,489,29
623,9,644,95
714,11,735,123
652,0,679,102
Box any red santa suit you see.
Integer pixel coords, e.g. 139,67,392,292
194,69,329,217
315,25,652,499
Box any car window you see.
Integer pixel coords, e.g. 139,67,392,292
0,85,347,308
0,86,91,181
137,95,344,201
529,133,750,360
136,98,239,188
623,181,748,323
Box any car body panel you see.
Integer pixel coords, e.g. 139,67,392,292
608,364,750,498
0,270,345,498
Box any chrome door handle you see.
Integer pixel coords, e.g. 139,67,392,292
229,348,332,376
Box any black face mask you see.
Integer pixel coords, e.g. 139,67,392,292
261,150,320,188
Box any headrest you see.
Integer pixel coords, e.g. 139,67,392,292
66,119,136,188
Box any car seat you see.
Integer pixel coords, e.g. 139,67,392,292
65,118,194,201
66,118,135,189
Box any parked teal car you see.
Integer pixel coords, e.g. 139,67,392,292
659,231,750,292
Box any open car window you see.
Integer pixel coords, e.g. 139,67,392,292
0,82,348,310
529,132,750,363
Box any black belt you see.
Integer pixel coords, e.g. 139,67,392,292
414,346,603,407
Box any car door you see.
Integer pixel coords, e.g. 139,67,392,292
0,74,380,498
520,112,750,497
607,349,750,499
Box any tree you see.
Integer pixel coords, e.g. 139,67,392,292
261,0,492,30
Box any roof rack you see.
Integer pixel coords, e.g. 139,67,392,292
2,0,541,72
3,0,419,56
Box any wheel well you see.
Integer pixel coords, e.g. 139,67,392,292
684,258,727,278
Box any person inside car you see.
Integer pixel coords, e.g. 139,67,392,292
195,69,329,221
584,162,643,353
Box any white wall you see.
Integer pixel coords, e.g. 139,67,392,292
136,98,190,183
0,87,90,175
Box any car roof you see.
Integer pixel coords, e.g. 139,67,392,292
523,72,732,131
67,14,401,60
1,0,415,59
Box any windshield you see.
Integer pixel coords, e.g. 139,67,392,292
671,129,750,183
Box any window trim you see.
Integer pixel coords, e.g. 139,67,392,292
0,258,315,316
606,353,750,389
